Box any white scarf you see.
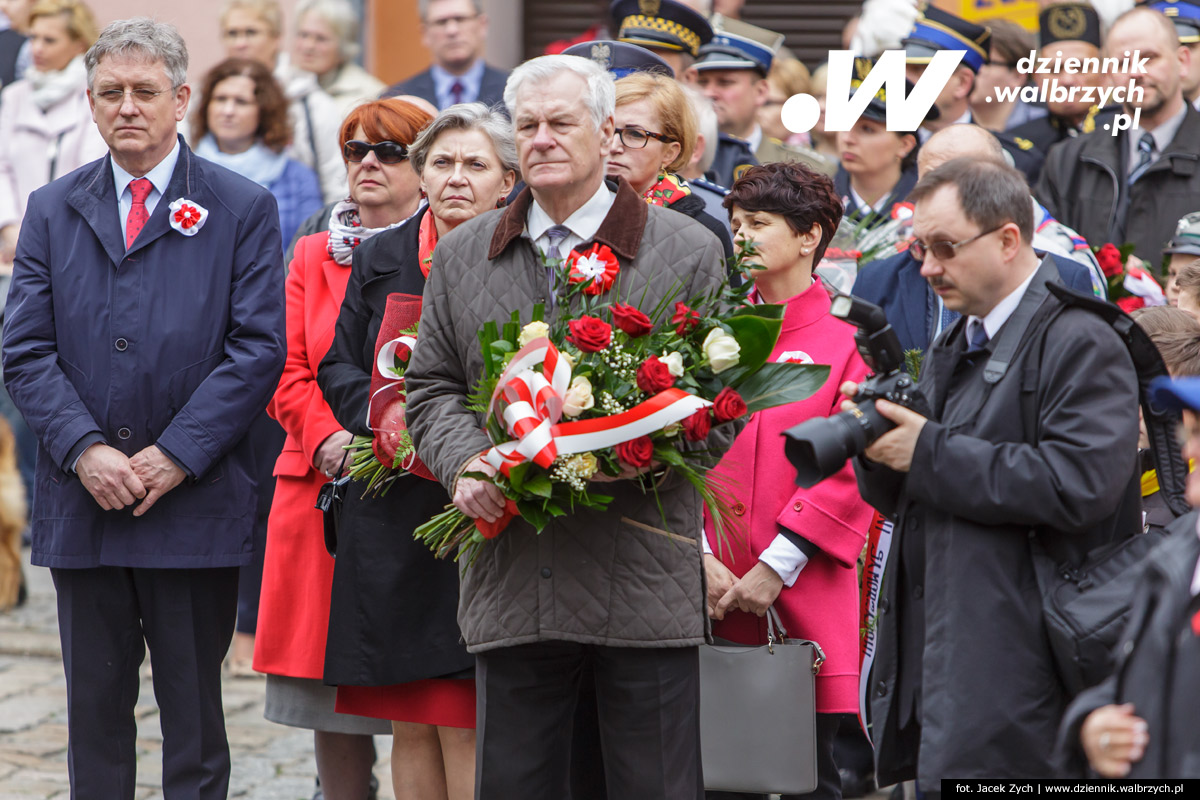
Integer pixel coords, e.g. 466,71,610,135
195,134,289,188
326,200,413,265
26,55,87,112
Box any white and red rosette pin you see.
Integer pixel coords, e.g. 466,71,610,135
168,198,208,237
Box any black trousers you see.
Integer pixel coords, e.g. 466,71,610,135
475,641,704,800
706,713,843,800
52,565,239,800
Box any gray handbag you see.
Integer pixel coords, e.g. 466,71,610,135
699,606,825,794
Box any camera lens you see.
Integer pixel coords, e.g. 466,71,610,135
783,401,895,487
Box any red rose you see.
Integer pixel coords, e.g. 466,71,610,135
616,435,654,469
636,356,675,394
712,387,748,423
610,303,653,337
1116,295,1146,313
672,301,700,335
566,316,612,352
682,408,711,441
1096,243,1123,278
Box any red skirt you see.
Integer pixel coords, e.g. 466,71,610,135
335,679,476,729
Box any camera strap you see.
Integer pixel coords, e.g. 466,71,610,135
982,256,1061,385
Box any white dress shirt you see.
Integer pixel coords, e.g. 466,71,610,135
111,138,180,246
525,180,615,257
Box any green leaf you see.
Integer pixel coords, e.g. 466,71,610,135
737,362,831,413
730,303,785,321
491,339,514,352
505,462,529,492
524,473,553,498
723,314,783,376
516,499,550,532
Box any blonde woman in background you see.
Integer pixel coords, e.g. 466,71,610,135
290,0,384,119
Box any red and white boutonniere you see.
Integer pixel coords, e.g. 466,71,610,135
566,243,620,295
168,198,208,237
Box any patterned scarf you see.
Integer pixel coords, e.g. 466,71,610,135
642,172,691,207
417,208,438,279
326,200,410,265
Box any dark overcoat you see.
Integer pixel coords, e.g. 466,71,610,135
1,138,286,569
855,270,1142,786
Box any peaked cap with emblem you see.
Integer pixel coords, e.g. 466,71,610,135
1148,0,1200,44
902,5,991,73
562,40,675,78
1164,212,1200,257
1039,2,1103,48
850,57,940,130
611,0,713,57
692,15,783,76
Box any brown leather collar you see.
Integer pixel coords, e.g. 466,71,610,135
487,177,648,261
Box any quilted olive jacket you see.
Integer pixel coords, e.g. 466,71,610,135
405,178,731,652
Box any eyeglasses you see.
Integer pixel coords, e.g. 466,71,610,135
909,225,1005,262
93,87,175,106
614,127,673,149
343,140,409,164
427,14,478,29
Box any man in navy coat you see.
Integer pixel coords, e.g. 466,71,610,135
1,18,285,800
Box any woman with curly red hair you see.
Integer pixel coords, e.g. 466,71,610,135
705,161,875,800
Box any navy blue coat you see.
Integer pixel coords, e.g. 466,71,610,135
2,139,286,569
853,249,1095,355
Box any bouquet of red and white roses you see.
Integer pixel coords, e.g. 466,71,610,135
414,244,830,565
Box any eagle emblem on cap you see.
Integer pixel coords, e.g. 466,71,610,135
639,0,661,16
1047,6,1087,40
589,42,612,67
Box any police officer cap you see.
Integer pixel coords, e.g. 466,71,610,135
692,17,783,76
902,6,991,74
851,57,940,129
1148,0,1200,44
562,40,675,78
610,0,714,58
1163,212,1200,257
1039,3,1103,48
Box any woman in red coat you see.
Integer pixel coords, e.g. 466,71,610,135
704,162,875,800
251,98,433,799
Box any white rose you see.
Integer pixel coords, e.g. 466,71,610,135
518,320,550,347
702,328,741,374
660,351,685,377
562,375,595,417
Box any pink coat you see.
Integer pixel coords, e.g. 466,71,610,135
0,79,106,230
704,278,873,714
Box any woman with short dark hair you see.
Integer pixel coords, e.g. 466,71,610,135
705,161,875,800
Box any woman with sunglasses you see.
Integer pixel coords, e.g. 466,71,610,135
192,57,323,255
704,161,874,800
252,98,432,800
316,102,517,800
609,72,734,263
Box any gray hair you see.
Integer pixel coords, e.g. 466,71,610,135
86,18,188,91
503,55,615,133
409,102,518,177
418,0,484,20
296,0,362,63
683,85,718,174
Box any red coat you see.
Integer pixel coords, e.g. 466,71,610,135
253,233,351,679
704,278,873,713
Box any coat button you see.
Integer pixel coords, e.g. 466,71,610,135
876,680,887,697
879,598,890,614
733,502,746,516
793,501,803,512
541,567,552,579
913,584,923,599
117,427,132,440
114,338,128,351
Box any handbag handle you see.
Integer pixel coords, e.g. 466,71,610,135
765,605,827,675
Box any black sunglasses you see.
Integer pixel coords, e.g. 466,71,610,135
343,140,409,164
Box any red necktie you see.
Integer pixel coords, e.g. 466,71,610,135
450,80,464,106
126,178,153,249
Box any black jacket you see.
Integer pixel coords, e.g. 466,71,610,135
382,63,509,112
855,261,1142,785
1058,513,1200,778
1036,104,1200,264
835,165,918,228
315,215,469,686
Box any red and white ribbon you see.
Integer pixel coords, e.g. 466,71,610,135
483,337,713,475
367,334,417,429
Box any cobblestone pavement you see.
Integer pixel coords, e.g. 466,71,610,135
0,549,396,800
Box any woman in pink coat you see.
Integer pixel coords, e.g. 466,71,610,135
704,161,874,800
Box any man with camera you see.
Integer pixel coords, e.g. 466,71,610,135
843,159,1142,788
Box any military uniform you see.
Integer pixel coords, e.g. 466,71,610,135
708,132,758,188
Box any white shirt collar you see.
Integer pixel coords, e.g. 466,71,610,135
526,180,616,246
111,138,181,201
967,262,1039,341
745,124,763,154
1128,101,1188,169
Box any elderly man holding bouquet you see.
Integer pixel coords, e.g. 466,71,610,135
404,54,732,799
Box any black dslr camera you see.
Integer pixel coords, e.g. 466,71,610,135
784,295,922,488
